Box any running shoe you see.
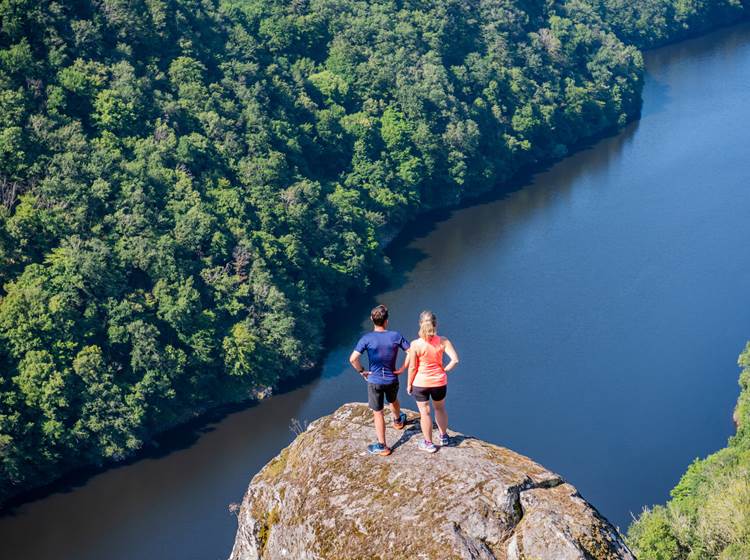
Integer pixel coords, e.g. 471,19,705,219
438,432,450,446
392,412,407,430
367,442,392,456
418,439,438,453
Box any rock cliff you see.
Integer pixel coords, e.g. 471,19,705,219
229,403,634,560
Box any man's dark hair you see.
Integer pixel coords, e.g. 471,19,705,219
370,304,389,327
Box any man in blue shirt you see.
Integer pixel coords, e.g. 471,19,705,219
349,304,409,456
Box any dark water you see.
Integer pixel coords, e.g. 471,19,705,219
4,22,750,560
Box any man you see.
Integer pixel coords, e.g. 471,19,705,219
349,304,409,456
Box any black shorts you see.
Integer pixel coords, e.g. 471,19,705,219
368,382,399,411
412,385,447,403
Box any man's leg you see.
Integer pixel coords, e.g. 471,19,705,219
372,409,385,445
373,409,386,445
387,382,402,426
389,399,401,419
368,383,387,447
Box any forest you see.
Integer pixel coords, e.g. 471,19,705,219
0,0,746,505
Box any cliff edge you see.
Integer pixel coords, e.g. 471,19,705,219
229,403,634,560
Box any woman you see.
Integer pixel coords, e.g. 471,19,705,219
407,310,459,453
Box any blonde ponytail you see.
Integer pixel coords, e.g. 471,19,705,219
418,310,437,341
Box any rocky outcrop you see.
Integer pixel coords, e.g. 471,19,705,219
229,403,634,560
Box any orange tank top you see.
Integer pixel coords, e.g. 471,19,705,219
412,336,447,388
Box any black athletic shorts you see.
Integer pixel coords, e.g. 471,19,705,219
412,384,447,403
368,382,399,411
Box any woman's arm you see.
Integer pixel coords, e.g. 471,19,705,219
407,348,418,393
442,338,459,372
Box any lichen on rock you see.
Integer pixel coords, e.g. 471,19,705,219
228,403,634,560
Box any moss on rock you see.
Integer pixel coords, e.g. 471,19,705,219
229,403,633,560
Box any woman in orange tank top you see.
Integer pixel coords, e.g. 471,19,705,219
407,310,459,453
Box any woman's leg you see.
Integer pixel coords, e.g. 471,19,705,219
416,400,433,443
433,397,448,436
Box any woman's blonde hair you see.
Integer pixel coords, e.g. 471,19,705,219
418,310,437,340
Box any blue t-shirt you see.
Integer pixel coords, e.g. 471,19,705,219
354,330,410,385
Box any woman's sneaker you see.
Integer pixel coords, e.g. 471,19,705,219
418,440,438,453
367,442,392,456
438,432,450,446
392,412,407,430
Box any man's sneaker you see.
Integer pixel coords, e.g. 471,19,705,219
392,412,407,430
367,442,392,456
438,432,450,446
418,439,438,453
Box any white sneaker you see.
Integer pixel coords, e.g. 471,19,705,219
418,439,437,453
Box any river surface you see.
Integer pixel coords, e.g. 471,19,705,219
3,22,750,560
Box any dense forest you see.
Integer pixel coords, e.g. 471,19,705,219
0,0,746,504
628,346,750,559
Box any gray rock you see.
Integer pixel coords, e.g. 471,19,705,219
229,403,634,560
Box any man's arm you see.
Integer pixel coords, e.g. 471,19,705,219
349,350,369,379
394,335,410,375
394,351,410,375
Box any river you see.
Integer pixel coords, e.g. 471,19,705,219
3,21,750,560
